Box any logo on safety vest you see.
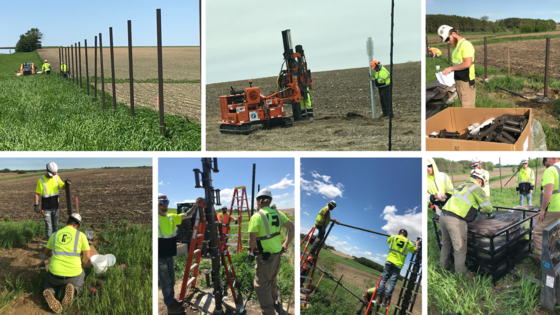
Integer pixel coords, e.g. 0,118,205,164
57,232,73,245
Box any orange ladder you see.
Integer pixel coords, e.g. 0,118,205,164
224,186,252,252
300,224,334,308
364,276,391,315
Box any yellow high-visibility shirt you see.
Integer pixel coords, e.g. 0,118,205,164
46,225,90,277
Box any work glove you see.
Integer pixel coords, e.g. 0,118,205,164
66,179,71,184
488,212,496,219
34,205,41,213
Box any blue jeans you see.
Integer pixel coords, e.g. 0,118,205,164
158,257,175,306
376,262,401,299
43,209,59,240
520,193,532,206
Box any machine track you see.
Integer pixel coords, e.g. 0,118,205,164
219,124,252,135
219,118,293,135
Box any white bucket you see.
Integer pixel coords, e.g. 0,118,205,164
105,254,116,267
436,65,440,71
91,254,107,274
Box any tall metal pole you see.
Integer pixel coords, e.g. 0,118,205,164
251,163,256,216
388,0,394,151
71,44,75,84
94,36,98,100
58,47,61,77
74,43,78,86
78,42,82,88
99,33,106,110
536,157,539,198
544,38,551,98
366,37,376,118
85,39,89,95
128,20,135,115
66,46,69,80
157,8,165,135
64,180,72,217
109,27,117,109
484,37,488,79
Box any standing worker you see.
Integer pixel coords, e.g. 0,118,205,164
356,230,419,314
35,162,66,243
370,60,393,118
300,87,313,121
60,61,67,78
158,194,202,314
427,158,454,217
471,158,490,199
428,47,442,58
43,213,90,313
42,59,51,74
532,158,560,265
217,205,237,244
439,25,476,108
516,159,535,206
440,169,493,279
309,200,339,257
541,158,551,206
248,189,294,315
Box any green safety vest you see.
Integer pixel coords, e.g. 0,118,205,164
373,66,391,85
42,63,51,71
61,64,67,72
300,87,312,109
442,177,493,221
47,225,89,277
542,164,560,212
451,38,475,81
517,168,535,189
314,206,331,227
248,207,288,253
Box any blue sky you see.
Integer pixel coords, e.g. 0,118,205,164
159,158,295,210
0,158,152,170
0,0,199,48
301,158,422,272
427,0,560,22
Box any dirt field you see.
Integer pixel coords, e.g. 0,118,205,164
427,31,560,45
0,172,42,179
0,168,152,226
206,63,421,151
38,47,200,80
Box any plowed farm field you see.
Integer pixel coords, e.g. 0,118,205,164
0,168,152,225
206,62,421,151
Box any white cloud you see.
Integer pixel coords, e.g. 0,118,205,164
329,236,338,241
273,193,289,199
301,174,344,199
175,199,195,205
303,212,309,216
364,205,373,211
380,205,422,238
219,188,234,206
269,175,294,189
158,181,164,185
374,257,382,262
301,226,312,234
306,192,311,196
345,236,351,240
311,171,331,183
353,246,359,249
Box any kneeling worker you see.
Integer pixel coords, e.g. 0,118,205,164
43,213,90,313
249,189,294,315
42,60,51,74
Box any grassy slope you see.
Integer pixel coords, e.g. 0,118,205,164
0,220,151,314
428,187,558,314
0,51,44,75
0,52,200,151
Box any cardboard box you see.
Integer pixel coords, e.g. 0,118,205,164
426,108,532,151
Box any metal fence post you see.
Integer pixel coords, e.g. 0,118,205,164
157,8,165,135
544,37,551,98
484,37,488,79
85,39,89,95
71,44,75,84
58,47,61,77
366,37,376,118
128,20,135,115
78,42,82,88
109,27,117,109
74,43,78,86
99,33,105,110
425,36,429,56
94,36,98,100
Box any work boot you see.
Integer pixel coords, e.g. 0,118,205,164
167,299,185,314
375,293,383,305
43,289,62,313
61,283,74,309
531,257,541,265
382,294,389,307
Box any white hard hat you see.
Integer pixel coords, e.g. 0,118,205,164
46,162,58,176
471,158,481,167
256,188,272,200
70,213,82,225
328,200,337,208
471,169,485,185
438,25,454,43
522,159,529,164
44,59,47,62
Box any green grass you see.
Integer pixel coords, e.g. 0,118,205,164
0,52,200,151
428,187,558,314
0,51,44,76
0,221,152,314
0,220,44,248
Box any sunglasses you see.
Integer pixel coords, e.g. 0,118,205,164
427,165,433,168
159,200,169,205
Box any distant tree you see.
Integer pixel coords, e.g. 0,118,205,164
481,15,489,22
15,28,43,52
1,168,9,173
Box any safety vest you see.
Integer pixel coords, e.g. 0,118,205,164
61,64,67,72
302,256,315,270
314,206,331,227
451,38,475,81
42,63,51,71
442,178,492,221
49,226,87,277
373,66,391,85
300,87,312,109
542,164,560,212
249,207,286,253
217,213,231,234
158,214,179,258
385,235,414,268
430,48,442,57
38,175,61,198
158,214,177,239
517,168,535,191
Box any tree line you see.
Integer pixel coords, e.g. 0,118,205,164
432,158,495,175
427,14,558,34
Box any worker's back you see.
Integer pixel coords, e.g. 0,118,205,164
47,226,89,277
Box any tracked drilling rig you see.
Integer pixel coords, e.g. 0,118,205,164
218,29,313,135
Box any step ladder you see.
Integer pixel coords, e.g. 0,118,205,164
178,201,240,303
224,186,252,252
364,276,391,315
389,237,423,315
300,224,334,308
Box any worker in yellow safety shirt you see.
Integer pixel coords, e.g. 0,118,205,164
300,87,313,121
370,60,393,118
60,61,68,78
428,47,442,58
249,189,294,315
309,200,339,257
217,205,238,244
158,194,202,314
42,213,90,313
35,162,66,242
440,169,493,279
516,158,535,206
471,158,490,199
42,59,51,74
532,158,560,265
439,25,476,108
427,158,454,217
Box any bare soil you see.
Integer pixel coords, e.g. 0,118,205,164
330,250,354,260
0,168,152,226
0,172,43,179
206,63,421,151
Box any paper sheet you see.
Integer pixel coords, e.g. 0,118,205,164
436,71,455,87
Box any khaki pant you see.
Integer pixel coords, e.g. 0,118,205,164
533,211,560,258
456,80,476,108
439,213,468,275
254,252,282,315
